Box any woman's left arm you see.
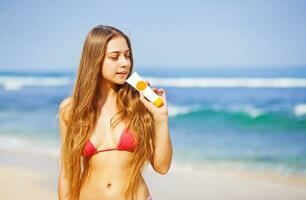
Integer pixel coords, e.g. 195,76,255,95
139,86,173,175
151,114,173,174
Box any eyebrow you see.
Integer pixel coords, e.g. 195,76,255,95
108,50,130,54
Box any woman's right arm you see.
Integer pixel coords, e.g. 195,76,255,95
58,97,72,200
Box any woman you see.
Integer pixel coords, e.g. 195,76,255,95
58,25,173,200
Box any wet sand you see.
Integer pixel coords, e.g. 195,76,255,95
1,150,306,200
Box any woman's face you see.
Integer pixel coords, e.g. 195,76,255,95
101,36,131,86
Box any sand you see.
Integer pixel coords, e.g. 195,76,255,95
1,150,306,200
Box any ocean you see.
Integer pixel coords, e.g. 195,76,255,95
0,67,305,176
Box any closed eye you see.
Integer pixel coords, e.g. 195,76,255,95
109,54,130,61
110,56,119,60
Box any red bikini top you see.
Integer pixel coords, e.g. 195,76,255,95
82,127,137,158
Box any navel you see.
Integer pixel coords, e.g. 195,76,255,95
107,183,112,188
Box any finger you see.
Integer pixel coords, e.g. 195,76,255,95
160,89,166,98
152,87,159,94
156,88,164,95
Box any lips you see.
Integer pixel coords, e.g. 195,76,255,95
116,71,128,74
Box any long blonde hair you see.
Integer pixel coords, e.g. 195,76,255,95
60,25,156,200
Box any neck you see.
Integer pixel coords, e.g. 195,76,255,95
97,79,118,112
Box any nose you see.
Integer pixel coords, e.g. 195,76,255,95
119,55,129,68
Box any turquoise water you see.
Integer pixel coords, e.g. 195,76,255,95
0,67,305,175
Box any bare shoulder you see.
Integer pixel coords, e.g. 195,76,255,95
58,97,73,143
59,97,73,121
60,97,73,108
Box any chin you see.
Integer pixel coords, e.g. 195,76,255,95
112,75,127,86
115,80,126,85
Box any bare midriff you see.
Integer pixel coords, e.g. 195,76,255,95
79,151,150,200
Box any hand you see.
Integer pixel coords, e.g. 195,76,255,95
139,81,168,120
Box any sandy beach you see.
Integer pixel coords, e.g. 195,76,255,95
1,150,306,200
1,1,306,199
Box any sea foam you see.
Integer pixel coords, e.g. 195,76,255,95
0,75,71,90
145,77,306,88
294,104,306,116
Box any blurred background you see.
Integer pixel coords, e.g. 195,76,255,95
0,0,306,199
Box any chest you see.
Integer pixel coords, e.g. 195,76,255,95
89,113,127,150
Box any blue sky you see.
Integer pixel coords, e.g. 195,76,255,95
0,0,306,71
